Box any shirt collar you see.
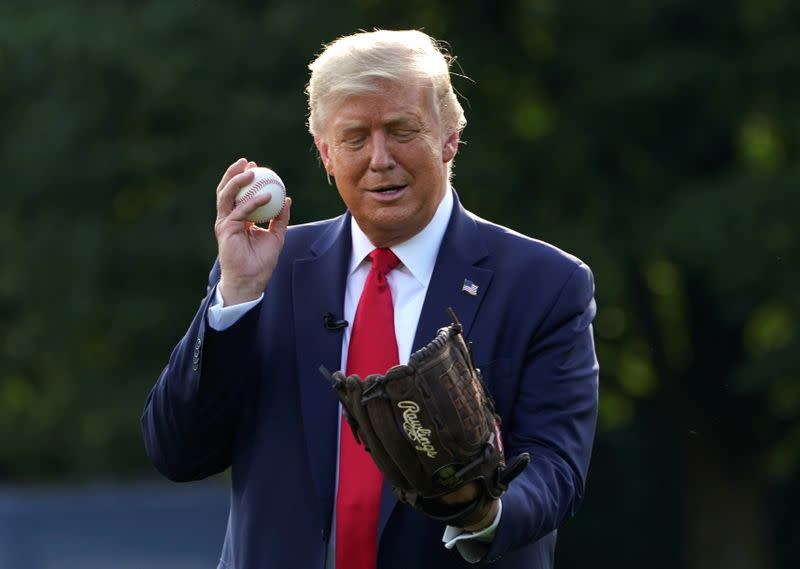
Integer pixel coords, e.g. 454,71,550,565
349,185,454,286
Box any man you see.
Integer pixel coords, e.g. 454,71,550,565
142,29,598,569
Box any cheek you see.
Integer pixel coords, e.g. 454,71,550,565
332,151,366,178
412,138,444,166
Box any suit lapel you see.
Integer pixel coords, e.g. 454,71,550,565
293,214,352,536
378,193,494,539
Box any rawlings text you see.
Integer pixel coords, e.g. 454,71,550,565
398,401,438,458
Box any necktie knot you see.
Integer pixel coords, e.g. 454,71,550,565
369,248,400,277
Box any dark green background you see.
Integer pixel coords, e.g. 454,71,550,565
1,1,797,568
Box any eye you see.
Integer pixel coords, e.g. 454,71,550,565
342,134,367,149
393,128,417,141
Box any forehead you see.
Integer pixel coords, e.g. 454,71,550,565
328,83,437,131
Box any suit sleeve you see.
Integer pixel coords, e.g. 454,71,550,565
140,260,263,481
485,262,599,563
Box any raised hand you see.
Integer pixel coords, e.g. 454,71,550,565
214,158,292,305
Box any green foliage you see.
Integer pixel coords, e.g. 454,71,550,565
1,0,799,564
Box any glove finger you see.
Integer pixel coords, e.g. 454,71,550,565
344,376,412,489
365,387,434,494
432,349,492,456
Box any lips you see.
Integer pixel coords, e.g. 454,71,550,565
369,185,407,193
365,184,408,202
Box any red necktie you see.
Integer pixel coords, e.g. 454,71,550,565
336,248,400,569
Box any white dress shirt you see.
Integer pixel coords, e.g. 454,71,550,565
207,187,499,565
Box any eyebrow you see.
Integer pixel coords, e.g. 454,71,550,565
336,113,423,134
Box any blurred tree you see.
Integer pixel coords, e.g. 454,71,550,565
0,1,797,568
476,1,799,568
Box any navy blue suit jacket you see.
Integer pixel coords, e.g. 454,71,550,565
142,191,599,568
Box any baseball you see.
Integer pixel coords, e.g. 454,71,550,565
235,167,287,224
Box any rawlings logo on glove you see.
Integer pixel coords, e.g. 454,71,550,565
399,401,438,458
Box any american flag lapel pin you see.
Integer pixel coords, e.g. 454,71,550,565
461,278,479,296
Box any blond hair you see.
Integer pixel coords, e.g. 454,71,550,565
306,29,466,139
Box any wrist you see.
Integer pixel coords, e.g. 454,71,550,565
461,499,500,532
218,277,264,306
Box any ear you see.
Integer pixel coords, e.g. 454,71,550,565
314,136,334,175
442,131,460,163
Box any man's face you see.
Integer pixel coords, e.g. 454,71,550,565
315,82,459,248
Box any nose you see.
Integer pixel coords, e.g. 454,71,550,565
369,131,396,171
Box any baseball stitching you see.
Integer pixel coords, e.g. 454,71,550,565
236,175,286,222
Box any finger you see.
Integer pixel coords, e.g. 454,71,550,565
216,158,248,195
228,190,273,224
267,196,292,236
217,169,255,218
246,160,258,170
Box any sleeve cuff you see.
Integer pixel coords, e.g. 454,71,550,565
206,286,263,331
442,500,502,564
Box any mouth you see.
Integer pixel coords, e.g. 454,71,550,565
367,184,408,196
368,186,406,194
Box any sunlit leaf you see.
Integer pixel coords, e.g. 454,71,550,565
745,302,794,356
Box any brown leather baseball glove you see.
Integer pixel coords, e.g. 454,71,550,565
322,309,529,528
